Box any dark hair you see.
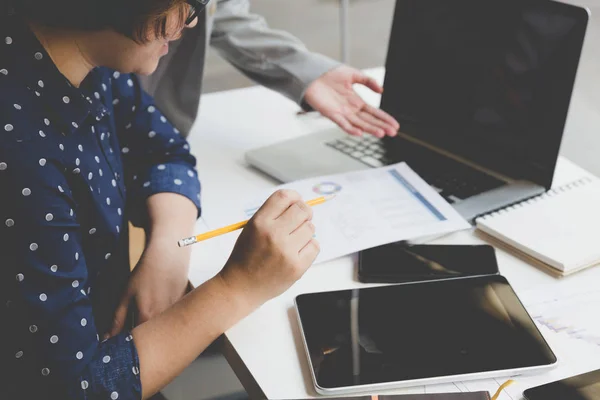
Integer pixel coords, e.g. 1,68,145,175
10,0,188,43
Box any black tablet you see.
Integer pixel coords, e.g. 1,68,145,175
524,369,600,400
295,275,557,395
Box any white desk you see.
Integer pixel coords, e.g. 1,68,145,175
185,68,600,399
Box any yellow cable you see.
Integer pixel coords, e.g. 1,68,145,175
491,379,515,400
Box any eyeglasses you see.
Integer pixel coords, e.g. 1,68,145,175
185,0,206,25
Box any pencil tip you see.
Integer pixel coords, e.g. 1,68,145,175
324,194,337,201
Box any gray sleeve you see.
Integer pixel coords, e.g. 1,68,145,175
210,0,341,106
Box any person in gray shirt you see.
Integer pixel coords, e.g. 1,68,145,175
140,0,400,139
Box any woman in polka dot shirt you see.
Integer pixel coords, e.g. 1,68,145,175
0,0,320,399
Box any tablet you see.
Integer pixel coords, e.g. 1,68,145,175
295,275,557,395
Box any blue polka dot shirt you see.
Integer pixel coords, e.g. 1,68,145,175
0,12,201,400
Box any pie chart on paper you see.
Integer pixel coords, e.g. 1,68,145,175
312,182,343,196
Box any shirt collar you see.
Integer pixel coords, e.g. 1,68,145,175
1,13,104,135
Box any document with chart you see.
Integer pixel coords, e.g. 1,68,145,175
202,162,470,264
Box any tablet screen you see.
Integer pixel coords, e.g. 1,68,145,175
296,275,556,390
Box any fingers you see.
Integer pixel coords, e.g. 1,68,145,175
255,189,302,221
358,111,398,137
293,220,320,267
277,201,313,233
290,219,316,243
364,104,400,131
355,74,384,94
330,113,363,137
107,292,131,339
299,238,321,265
347,114,385,138
293,221,319,267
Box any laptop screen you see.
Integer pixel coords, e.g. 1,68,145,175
380,0,588,189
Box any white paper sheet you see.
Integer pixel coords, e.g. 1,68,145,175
201,162,470,264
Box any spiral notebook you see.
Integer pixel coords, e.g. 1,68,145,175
475,177,600,277
286,393,490,400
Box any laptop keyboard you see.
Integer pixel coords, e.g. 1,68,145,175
325,135,504,204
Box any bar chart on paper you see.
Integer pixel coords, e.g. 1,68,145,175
202,162,470,265
528,289,600,348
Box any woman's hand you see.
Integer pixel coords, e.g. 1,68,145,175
107,240,191,339
107,193,197,338
219,189,320,306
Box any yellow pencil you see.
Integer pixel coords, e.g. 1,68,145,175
178,194,335,247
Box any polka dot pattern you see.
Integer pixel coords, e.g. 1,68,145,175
2,38,199,396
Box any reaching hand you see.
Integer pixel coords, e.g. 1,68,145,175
304,65,400,138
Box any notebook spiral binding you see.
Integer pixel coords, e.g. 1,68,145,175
475,176,595,222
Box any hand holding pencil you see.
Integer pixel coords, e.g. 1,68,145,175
178,193,334,247
213,189,329,304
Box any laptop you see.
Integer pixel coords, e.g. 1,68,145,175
246,0,589,221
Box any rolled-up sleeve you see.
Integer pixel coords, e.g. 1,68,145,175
0,143,142,400
111,72,202,227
